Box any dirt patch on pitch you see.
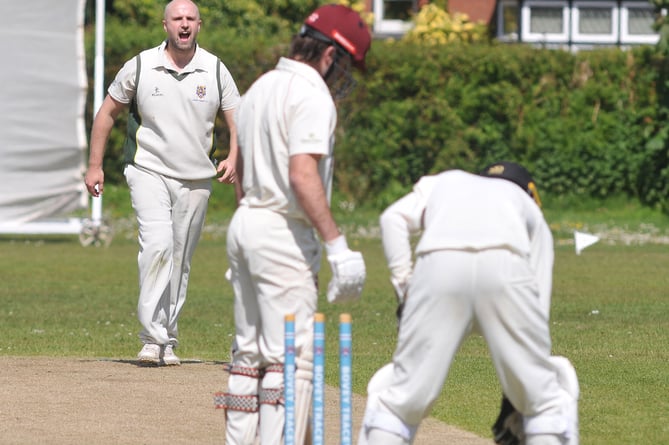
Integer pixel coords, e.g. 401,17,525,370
0,357,492,445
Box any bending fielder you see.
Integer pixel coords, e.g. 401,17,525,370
357,162,579,445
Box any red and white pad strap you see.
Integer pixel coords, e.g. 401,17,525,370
214,392,259,412
214,365,262,411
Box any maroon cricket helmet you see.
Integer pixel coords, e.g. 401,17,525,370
303,4,372,70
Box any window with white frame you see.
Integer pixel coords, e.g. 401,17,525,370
511,0,659,47
621,2,660,44
497,0,520,41
373,0,418,35
572,1,618,43
522,1,570,42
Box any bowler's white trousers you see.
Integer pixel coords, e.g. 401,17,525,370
125,164,211,346
361,248,571,444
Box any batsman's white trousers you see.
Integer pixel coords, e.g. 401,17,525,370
226,206,319,444
365,249,570,442
125,164,211,346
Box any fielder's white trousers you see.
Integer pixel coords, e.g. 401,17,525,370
125,164,211,346
360,249,572,444
226,206,319,445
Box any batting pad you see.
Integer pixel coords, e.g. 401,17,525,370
220,371,261,445
259,366,284,444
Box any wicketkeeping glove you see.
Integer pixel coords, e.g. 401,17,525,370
325,235,366,303
390,275,409,304
492,395,524,445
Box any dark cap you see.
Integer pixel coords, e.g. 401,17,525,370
480,161,542,207
303,4,371,69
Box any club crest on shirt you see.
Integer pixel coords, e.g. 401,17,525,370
195,85,207,99
301,132,324,144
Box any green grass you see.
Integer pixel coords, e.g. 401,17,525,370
1,184,669,444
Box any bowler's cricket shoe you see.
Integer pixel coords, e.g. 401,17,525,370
162,344,181,366
137,343,161,366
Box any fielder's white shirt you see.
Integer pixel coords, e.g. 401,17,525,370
108,41,241,180
380,170,554,313
235,57,337,222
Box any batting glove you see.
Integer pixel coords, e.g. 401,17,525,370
325,236,366,303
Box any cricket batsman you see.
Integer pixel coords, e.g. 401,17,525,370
218,5,372,444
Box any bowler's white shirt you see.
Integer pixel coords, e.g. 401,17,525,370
108,41,240,180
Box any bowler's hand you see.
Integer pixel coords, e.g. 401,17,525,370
216,157,237,184
84,167,104,197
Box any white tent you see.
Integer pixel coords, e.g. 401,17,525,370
0,0,109,245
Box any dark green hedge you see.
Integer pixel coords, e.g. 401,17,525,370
337,41,662,209
85,24,669,211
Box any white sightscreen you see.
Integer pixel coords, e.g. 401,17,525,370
0,0,88,224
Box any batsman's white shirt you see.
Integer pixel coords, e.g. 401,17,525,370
108,41,241,180
235,57,336,221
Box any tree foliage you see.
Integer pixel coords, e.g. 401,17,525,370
637,0,669,212
96,0,318,36
83,0,669,212
403,3,489,45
